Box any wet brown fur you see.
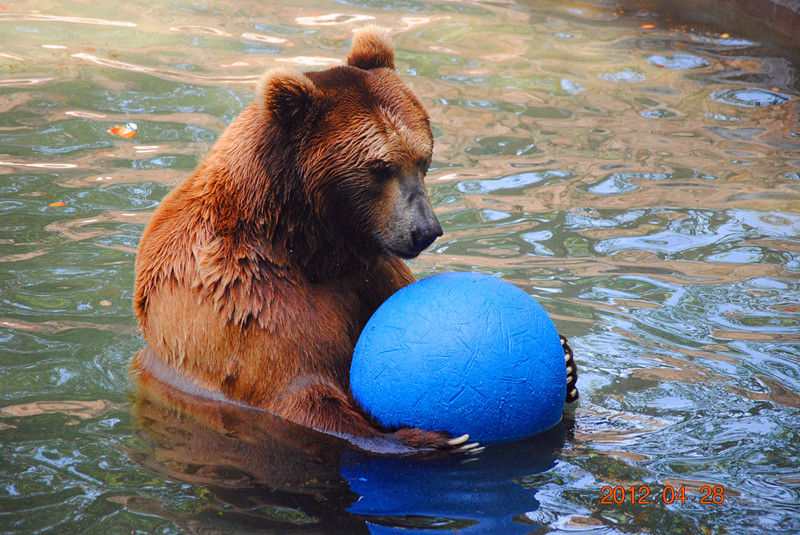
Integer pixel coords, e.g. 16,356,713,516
132,27,450,450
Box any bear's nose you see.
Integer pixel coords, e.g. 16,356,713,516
411,217,443,252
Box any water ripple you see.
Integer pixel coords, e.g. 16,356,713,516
711,88,792,107
0,13,137,28
70,53,260,85
647,53,710,70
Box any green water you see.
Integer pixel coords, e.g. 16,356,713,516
1,0,799,533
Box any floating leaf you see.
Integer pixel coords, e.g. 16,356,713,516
107,123,137,139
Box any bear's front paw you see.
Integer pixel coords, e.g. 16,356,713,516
393,428,482,454
560,334,579,403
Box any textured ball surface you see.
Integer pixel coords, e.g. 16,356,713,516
351,272,566,444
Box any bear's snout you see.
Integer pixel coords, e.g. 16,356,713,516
379,175,442,259
410,209,442,253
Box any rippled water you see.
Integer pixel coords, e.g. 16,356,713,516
2,0,799,533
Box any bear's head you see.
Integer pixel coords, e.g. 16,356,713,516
257,26,442,260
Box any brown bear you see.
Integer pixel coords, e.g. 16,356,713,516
132,26,471,453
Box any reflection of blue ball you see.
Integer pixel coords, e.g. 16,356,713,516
351,272,566,444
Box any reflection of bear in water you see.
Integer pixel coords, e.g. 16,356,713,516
128,376,571,534
133,27,461,452
128,368,367,534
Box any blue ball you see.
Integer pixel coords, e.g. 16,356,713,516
351,272,566,444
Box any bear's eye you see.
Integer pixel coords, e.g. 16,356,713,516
418,156,432,174
368,161,394,182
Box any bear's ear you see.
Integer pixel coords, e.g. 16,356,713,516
346,25,395,71
258,67,318,126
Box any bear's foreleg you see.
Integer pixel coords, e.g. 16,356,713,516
274,375,475,454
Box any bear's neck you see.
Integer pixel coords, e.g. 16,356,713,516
192,105,377,281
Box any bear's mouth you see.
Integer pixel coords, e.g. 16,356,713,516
412,233,439,252
382,234,439,260
383,243,423,260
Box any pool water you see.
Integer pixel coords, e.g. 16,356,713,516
1,0,799,533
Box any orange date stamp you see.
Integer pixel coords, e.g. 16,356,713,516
600,485,725,505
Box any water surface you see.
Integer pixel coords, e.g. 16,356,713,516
1,0,799,533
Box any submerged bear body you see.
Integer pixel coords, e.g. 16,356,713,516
132,27,462,451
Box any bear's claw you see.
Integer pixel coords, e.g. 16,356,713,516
447,433,470,446
457,442,483,454
393,428,481,454
560,334,579,403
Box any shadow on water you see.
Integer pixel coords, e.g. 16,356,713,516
128,357,571,534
